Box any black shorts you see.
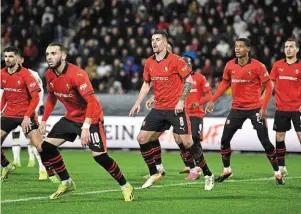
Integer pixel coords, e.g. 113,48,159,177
224,108,267,130
141,109,191,135
157,122,172,132
273,110,301,132
47,117,107,152
189,116,203,140
1,116,39,136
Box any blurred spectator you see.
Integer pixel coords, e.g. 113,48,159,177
1,0,300,93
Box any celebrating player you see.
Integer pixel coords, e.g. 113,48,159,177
205,38,285,185
270,38,301,176
1,47,42,181
130,30,214,191
39,43,134,201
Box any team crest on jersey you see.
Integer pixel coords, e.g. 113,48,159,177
226,119,230,124
295,69,299,74
17,80,21,85
29,82,36,88
66,84,70,89
247,71,252,76
50,82,54,88
163,66,168,72
193,81,196,85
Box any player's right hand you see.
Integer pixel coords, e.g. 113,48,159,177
145,97,154,110
39,121,47,135
129,103,140,116
81,128,91,147
205,101,214,114
21,116,32,133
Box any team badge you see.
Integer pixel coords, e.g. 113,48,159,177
226,120,230,124
17,80,21,85
193,81,196,85
164,66,168,72
50,82,54,88
66,84,70,89
247,71,252,76
29,82,36,88
295,69,299,74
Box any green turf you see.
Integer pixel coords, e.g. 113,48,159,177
1,150,301,214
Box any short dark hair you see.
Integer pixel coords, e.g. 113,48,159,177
152,30,168,39
285,38,299,48
3,46,21,56
48,42,67,53
236,38,251,48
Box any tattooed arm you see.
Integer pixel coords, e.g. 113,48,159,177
180,75,193,101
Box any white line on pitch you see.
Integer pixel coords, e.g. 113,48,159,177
2,176,301,204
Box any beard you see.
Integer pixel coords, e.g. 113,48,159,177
5,61,16,68
48,59,62,69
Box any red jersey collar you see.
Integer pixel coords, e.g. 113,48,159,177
51,62,69,76
5,65,22,75
152,51,169,62
284,58,300,65
235,57,252,66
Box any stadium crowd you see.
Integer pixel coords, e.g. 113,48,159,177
1,0,301,93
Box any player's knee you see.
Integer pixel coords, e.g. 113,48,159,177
182,136,193,149
173,134,182,145
276,132,285,142
137,133,149,144
41,141,57,152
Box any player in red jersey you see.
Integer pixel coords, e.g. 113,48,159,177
143,42,200,181
270,38,301,177
39,43,134,201
130,30,214,190
206,38,285,185
145,56,214,183
1,47,41,181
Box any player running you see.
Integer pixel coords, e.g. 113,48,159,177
270,38,301,176
39,43,134,201
1,47,42,182
205,38,285,185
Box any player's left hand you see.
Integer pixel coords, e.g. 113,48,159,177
259,108,267,120
21,116,32,133
81,128,91,147
175,100,184,115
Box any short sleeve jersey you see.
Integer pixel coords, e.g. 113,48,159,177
143,52,192,110
45,63,103,123
222,58,270,110
1,66,40,117
270,59,301,111
185,72,211,118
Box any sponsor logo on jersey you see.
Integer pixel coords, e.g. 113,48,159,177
279,76,298,81
181,65,188,72
29,82,36,88
231,79,251,83
231,70,236,75
80,83,87,90
3,88,22,92
278,68,284,72
77,73,83,76
2,80,6,83
54,92,73,97
190,89,197,92
50,82,54,87
151,77,169,81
